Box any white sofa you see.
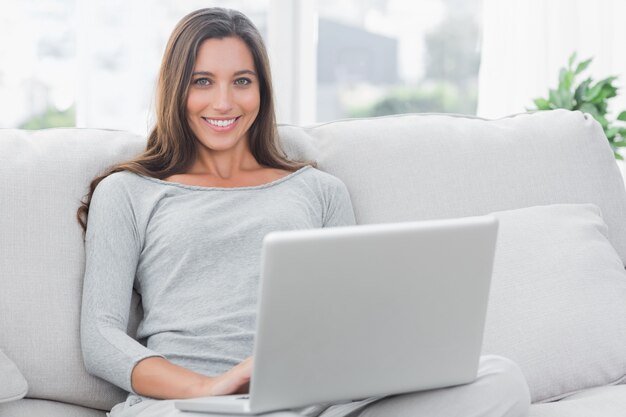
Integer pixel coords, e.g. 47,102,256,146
2,110,626,417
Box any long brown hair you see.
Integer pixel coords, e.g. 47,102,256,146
77,7,313,235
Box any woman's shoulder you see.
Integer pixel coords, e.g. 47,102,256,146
97,170,153,191
297,166,350,195
306,167,343,184
92,171,154,203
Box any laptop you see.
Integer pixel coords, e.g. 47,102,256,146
175,215,498,415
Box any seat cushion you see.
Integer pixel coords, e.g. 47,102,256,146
0,398,105,417
529,385,626,417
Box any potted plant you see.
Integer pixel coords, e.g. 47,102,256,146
531,53,626,160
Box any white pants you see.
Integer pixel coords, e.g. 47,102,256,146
109,355,530,417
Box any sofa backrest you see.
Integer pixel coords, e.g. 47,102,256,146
0,128,146,410
1,109,625,410
281,110,626,264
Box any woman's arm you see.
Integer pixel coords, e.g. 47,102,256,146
81,175,166,392
323,176,356,228
131,356,253,399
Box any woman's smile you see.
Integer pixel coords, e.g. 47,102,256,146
201,116,242,132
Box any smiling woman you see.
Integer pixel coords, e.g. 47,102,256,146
76,7,337,413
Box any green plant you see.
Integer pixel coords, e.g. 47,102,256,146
19,104,75,130
531,53,626,159
349,82,477,118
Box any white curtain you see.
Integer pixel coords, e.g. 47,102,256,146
477,0,626,119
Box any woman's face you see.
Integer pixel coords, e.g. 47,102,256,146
186,36,261,154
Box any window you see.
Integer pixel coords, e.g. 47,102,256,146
316,0,482,122
0,0,483,131
0,0,268,132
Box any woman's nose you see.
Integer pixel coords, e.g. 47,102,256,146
212,85,233,112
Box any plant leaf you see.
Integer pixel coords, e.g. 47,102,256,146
602,82,618,98
574,78,592,106
597,114,609,129
606,127,620,139
618,111,626,121
548,89,559,107
579,102,599,117
584,82,605,102
559,68,575,90
568,52,577,69
557,84,574,109
593,87,616,104
593,77,619,99
599,75,618,85
533,98,551,110
575,58,593,75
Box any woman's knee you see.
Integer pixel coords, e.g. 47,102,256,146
356,355,530,417
477,355,531,417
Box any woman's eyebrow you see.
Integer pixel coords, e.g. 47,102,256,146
191,70,258,77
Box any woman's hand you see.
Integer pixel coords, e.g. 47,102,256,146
201,356,254,397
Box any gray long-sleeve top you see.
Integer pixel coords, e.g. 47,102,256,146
80,166,356,394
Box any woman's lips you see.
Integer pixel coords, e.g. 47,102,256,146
201,116,241,132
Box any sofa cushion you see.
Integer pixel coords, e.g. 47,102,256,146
282,110,626,266
529,385,626,417
0,349,27,403
0,128,145,410
0,398,106,417
481,204,626,402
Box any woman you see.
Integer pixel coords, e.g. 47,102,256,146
78,7,530,417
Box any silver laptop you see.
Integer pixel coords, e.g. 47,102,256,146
175,215,498,415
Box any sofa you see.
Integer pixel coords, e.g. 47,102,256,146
2,109,626,417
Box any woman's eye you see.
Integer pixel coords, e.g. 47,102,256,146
193,78,211,86
234,78,251,86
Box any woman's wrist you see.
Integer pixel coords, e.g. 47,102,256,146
186,375,219,398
